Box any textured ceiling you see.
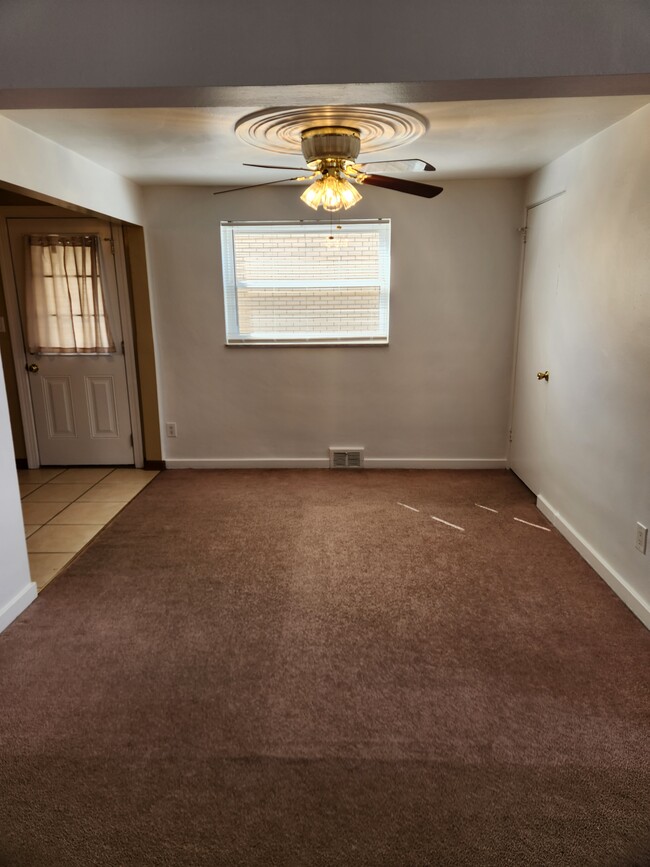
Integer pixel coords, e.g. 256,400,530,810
1,95,648,187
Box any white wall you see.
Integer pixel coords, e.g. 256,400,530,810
0,352,36,632
143,178,524,467
0,115,144,225
524,103,650,625
0,115,143,633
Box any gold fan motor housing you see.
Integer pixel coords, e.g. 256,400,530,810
301,127,361,167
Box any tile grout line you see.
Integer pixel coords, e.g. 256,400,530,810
26,469,120,589
19,465,69,499
30,467,135,531
24,468,119,526
26,468,159,592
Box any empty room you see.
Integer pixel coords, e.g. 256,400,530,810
0,2,649,864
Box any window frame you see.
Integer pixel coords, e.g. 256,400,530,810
220,219,391,346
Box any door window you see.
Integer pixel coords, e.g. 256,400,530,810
25,234,116,355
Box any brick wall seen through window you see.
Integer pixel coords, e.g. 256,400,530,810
221,220,390,345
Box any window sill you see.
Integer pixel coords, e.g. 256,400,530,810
224,340,389,347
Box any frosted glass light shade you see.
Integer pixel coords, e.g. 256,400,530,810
300,175,362,211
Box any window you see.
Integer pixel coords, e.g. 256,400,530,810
26,234,115,355
220,220,390,345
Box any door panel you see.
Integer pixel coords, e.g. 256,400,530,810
86,375,120,438
42,376,76,437
8,218,134,465
510,195,564,494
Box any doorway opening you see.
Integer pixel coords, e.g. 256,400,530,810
0,193,162,470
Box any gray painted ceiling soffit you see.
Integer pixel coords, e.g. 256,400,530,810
2,75,650,111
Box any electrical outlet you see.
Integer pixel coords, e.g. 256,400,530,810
635,523,648,554
165,422,177,438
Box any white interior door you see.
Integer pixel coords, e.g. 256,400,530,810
8,218,134,466
509,194,564,494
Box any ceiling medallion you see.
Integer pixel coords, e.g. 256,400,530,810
235,105,428,155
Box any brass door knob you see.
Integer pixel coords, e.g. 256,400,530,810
536,370,549,381
26,363,39,373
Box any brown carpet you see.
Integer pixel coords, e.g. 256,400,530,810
1,469,649,866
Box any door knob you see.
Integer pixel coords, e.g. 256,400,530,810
536,370,549,381
26,363,39,373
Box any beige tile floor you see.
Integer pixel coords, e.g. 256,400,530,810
19,467,159,592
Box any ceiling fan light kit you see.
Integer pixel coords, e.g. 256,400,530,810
215,106,444,211
300,126,365,211
300,175,363,211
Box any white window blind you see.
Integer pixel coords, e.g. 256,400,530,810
220,220,390,345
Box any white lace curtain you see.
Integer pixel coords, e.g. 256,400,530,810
25,234,116,354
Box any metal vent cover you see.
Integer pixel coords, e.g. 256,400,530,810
329,448,364,469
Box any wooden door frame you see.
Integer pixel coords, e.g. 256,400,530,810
0,208,144,468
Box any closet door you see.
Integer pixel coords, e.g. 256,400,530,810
510,194,564,494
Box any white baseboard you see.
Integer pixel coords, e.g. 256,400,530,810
165,458,507,470
0,582,38,634
537,495,650,630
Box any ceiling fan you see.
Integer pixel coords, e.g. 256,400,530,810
213,125,443,212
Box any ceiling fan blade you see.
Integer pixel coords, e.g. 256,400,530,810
354,159,435,173
213,176,309,196
360,174,443,198
243,163,310,172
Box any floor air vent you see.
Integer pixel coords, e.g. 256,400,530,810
329,448,364,469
